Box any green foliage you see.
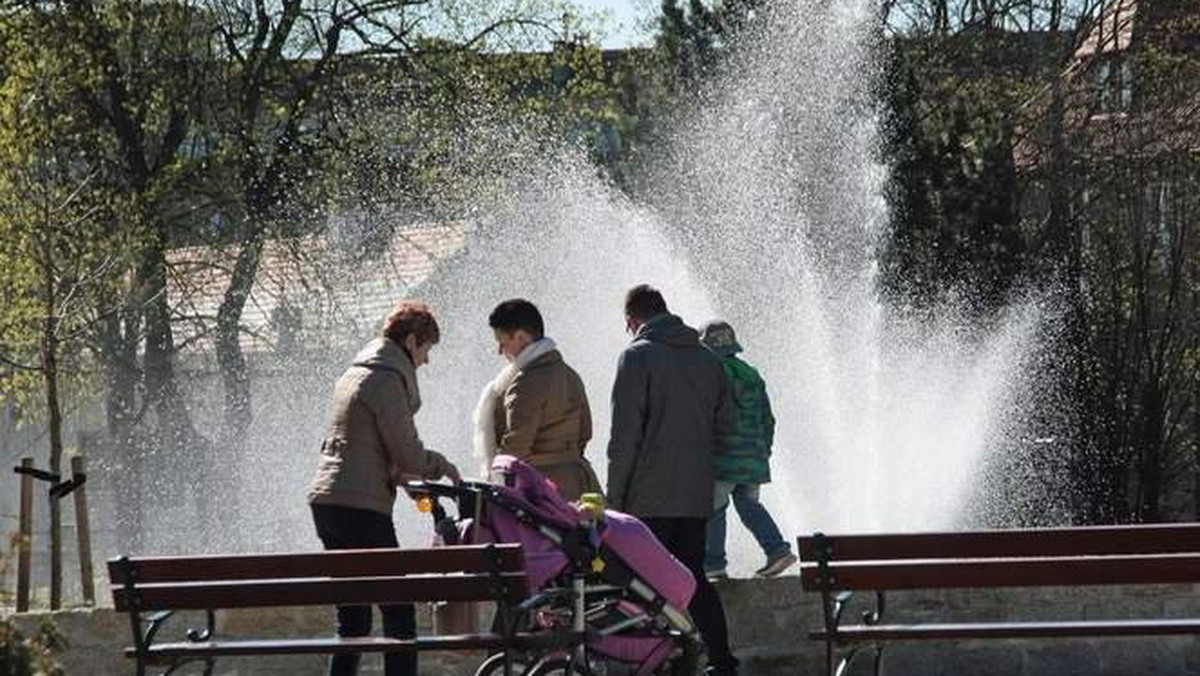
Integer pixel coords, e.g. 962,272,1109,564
0,619,63,676
878,41,1029,313
865,10,1199,522
0,12,155,448
1066,28,1200,521
0,534,60,673
657,0,760,90
319,35,638,221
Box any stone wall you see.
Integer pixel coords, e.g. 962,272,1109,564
8,578,1200,675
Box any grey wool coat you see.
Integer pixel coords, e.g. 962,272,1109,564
606,314,736,518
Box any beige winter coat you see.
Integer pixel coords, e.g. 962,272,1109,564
307,338,455,515
493,349,602,500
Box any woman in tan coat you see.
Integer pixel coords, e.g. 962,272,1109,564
474,299,602,500
307,301,460,676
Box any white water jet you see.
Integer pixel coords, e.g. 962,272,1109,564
636,0,1060,541
86,0,1070,577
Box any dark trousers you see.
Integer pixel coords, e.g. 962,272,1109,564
311,503,417,676
643,517,738,673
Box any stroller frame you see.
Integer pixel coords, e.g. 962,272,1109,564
408,479,700,676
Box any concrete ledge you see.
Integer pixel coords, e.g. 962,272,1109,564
7,578,1200,675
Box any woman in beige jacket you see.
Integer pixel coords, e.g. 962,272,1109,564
307,301,459,676
474,299,602,500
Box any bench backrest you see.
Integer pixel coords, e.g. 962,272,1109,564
798,524,1200,592
108,544,526,612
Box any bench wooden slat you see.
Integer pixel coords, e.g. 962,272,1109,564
797,524,1200,562
107,544,523,584
127,632,573,659
800,553,1200,591
810,618,1200,641
112,573,528,611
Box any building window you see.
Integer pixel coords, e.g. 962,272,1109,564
1097,56,1133,113
1079,187,1092,253
1150,181,1175,257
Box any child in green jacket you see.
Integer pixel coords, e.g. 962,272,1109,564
700,320,797,579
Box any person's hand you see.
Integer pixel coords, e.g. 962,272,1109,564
393,469,422,499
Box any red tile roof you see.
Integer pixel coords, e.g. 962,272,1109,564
166,223,466,355
1075,0,1138,57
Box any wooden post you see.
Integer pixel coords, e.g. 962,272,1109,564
48,475,61,610
71,455,95,606
17,457,33,612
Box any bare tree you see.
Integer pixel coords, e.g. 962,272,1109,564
196,0,570,459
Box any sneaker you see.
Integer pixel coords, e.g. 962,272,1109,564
754,551,798,577
706,568,728,582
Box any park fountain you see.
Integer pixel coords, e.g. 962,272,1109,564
99,0,1072,577
363,0,1066,568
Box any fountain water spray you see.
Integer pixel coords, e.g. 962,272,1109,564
637,0,1067,538
101,0,1073,574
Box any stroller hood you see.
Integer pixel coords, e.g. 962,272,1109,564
485,455,696,610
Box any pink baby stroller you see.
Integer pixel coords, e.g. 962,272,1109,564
408,455,702,676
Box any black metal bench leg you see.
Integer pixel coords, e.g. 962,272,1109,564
188,610,217,676
486,543,516,676
834,647,857,676
117,556,150,676
872,644,885,676
161,658,200,676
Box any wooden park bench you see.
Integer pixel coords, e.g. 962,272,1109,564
108,543,564,676
798,524,1200,676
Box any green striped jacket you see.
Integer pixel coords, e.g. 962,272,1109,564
715,356,775,484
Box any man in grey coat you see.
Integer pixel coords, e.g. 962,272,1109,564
608,284,739,676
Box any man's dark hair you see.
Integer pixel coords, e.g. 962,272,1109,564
489,299,545,338
624,284,669,321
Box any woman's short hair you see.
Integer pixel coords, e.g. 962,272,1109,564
383,301,440,347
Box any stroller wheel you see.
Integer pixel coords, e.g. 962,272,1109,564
475,651,532,676
668,638,702,676
527,656,591,676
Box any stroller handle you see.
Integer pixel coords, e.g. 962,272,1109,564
404,479,490,497
404,480,458,497
405,480,472,546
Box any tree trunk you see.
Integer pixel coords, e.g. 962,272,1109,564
211,233,265,545
1195,385,1200,521
99,311,139,440
215,233,264,448
44,334,63,609
97,306,146,552
1044,80,1091,520
1137,383,1165,521
40,239,64,610
139,228,194,448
